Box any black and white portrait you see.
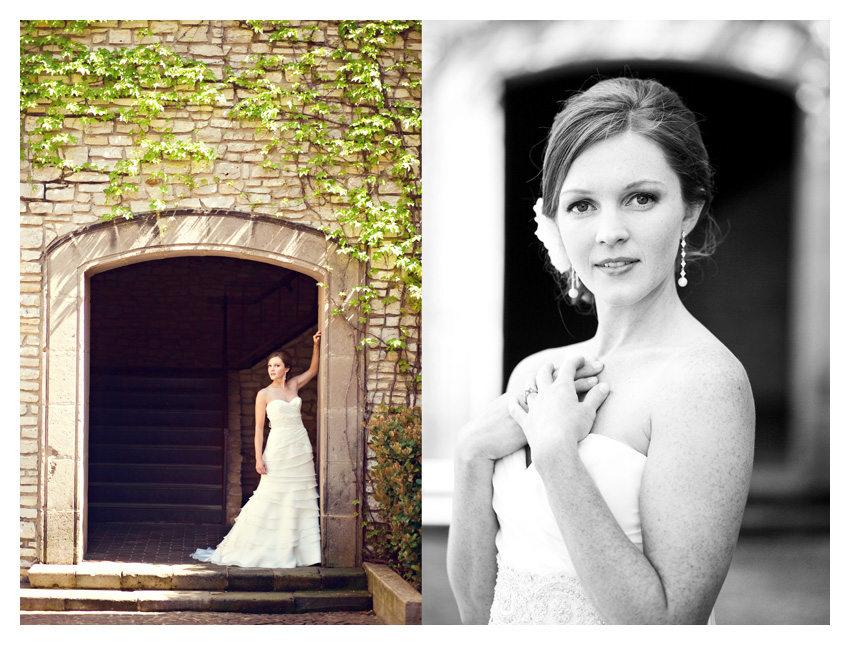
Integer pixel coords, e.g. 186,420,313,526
422,19,829,625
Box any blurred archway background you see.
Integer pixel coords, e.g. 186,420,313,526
422,20,829,624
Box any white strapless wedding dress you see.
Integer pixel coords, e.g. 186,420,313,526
489,434,716,624
191,397,321,568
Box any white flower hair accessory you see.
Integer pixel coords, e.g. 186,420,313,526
532,198,571,273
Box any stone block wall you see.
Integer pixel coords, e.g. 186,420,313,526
21,275,41,566
20,20,418,223
20,20,420,569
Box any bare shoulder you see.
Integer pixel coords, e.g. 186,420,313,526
671,340,752,409
654,338,755,449
506,340,594,393
256,386,269,403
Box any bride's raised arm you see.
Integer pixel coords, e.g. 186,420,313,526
289,330,322,390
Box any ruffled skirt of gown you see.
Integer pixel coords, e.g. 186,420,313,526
191,398,321,568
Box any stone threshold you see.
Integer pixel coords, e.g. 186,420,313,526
24,562,423,624
27,563,367,592
21,588,372,614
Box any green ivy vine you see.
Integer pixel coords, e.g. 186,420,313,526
230,20,422,406
20,20,224,218
20,19,421,405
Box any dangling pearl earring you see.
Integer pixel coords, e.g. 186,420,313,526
677,232,688,288
568,268,580,299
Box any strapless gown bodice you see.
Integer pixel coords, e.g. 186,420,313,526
267,397,306,428
264,398,312,455
190,396,320,568
490,433,715,625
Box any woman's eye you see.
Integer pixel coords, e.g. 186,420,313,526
566,200,593,214
628,193,656,208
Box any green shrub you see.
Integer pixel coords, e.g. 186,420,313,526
366,405,421,589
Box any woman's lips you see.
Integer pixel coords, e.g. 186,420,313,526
595,259,638,274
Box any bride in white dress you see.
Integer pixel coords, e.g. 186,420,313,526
191,331,322,568
447,78,755,624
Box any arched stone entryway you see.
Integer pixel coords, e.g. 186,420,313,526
40,210,364,566
87,256,320,530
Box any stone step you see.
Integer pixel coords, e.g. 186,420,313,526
90,372,223,394
89,444,222,465
20,588,372,614
89,482,223,506
28,563,368,593
90,408,222,427
87,503,224,524
89,391,223,409
89,462,222,485
88,426,223,447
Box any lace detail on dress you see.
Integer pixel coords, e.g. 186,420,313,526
489,556,603,625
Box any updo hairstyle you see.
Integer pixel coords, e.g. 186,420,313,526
267,350,293,373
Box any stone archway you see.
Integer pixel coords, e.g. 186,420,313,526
40,210,364,566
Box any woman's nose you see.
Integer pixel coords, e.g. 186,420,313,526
595,207,629,246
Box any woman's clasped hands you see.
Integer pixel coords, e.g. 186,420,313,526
508,356,610,466
457,356,609,466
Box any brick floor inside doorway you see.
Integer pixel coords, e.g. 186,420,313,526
85,522,229,564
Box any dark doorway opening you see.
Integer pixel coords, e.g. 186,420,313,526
503,62,796,466
87,256,318,536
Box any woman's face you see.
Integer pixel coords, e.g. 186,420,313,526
556,131,699,308
268,358,289,380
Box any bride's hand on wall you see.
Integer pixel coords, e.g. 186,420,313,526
508,355,610,459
